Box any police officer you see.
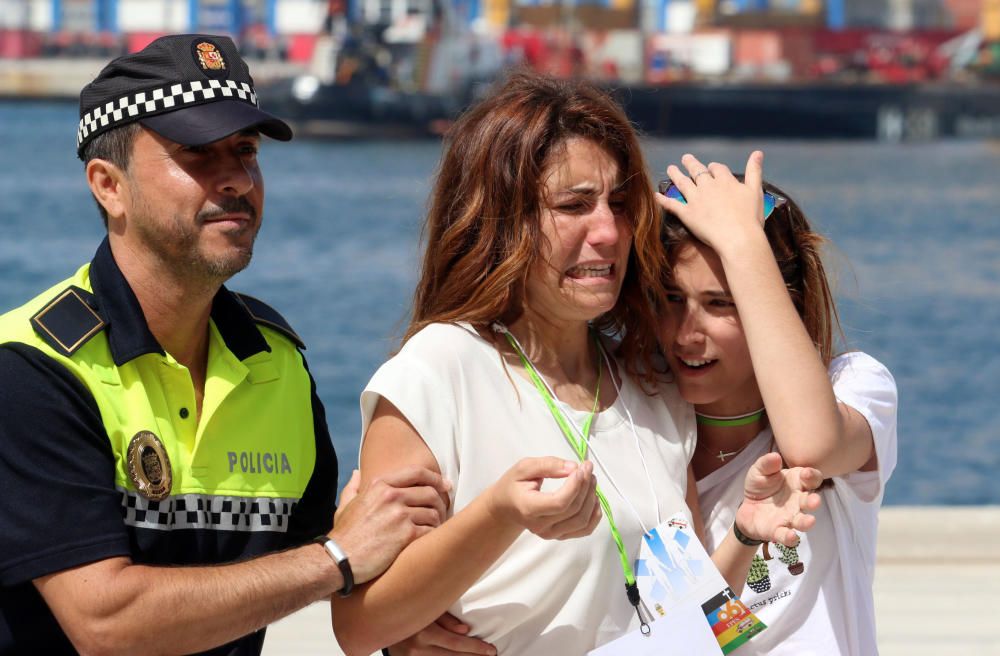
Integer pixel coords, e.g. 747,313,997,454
0,34,448,655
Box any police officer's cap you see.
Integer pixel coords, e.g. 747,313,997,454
77,34,292,159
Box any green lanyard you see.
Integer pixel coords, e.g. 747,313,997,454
503,331,649,632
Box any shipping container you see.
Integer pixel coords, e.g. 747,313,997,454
646,29,731,83
942,0,984,30
581,29,643,82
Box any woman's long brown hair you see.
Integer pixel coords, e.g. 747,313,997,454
660,179,842,365
405,71,665,387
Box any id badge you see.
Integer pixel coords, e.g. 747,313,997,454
587,513,766,655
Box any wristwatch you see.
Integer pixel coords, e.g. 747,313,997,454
314,535,354,597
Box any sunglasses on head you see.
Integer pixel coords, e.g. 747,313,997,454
657,180,788,222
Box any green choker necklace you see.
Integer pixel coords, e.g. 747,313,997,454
696,408,766,427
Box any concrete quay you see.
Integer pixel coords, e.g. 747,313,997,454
0,58,306,100
262,506,1000,655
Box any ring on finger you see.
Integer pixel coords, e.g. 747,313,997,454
693,169,712,181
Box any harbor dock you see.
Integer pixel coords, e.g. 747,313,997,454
262,506,1000,655
0,58,306,100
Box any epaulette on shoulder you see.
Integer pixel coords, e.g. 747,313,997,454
234,293,306,350
30,286,106,357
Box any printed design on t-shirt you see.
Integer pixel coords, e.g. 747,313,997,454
775,542,805,576
746,554,771,593
745,542,805,593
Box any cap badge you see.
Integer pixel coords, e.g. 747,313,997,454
195,41,226,71
127,431,172,501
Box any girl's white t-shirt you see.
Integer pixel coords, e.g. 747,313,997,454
361,322,696,655
697,351,898,655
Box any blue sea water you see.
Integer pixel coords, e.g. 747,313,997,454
1,101,998,505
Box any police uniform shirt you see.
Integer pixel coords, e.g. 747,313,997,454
0,238,338,655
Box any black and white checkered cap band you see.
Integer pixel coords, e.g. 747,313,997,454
120,487,295,533
77,79,258,149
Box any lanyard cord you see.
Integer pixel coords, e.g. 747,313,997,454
600,347,662,531
499,326,653,534
497,325,650,633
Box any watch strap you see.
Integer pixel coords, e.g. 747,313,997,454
732,520,765,547
314,535,354,597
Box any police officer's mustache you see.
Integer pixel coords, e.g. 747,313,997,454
197,197,258,223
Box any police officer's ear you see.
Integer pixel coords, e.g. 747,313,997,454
86,158,129,226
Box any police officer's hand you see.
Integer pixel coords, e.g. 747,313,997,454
385,613,497,656
486,457,601,540
330,465,451,585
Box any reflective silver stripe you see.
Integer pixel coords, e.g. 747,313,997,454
119,487,296,532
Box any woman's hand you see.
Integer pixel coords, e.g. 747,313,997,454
654,151,766,255
385,613,497,656
334,469,361,526
736,452,823,547
486,457,602,540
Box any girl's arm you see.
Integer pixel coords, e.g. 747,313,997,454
331,398,601,656
659,152,876,477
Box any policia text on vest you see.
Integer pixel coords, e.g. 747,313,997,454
230,451,294,475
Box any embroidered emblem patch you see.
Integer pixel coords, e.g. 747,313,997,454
127,431,172,501
195,41,226,71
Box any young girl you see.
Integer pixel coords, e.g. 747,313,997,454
654,152,898,654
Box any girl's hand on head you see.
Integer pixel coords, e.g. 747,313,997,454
485,457,602,540
654,150,766,254
735,452,822,547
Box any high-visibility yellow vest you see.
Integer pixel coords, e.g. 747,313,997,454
0,260,318,532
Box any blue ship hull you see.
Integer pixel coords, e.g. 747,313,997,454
261,77,1000,141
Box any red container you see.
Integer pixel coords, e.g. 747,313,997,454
733,30,783,67
0,30,44,59
128,32,167,53
286,34,318,63
941,0,983,30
